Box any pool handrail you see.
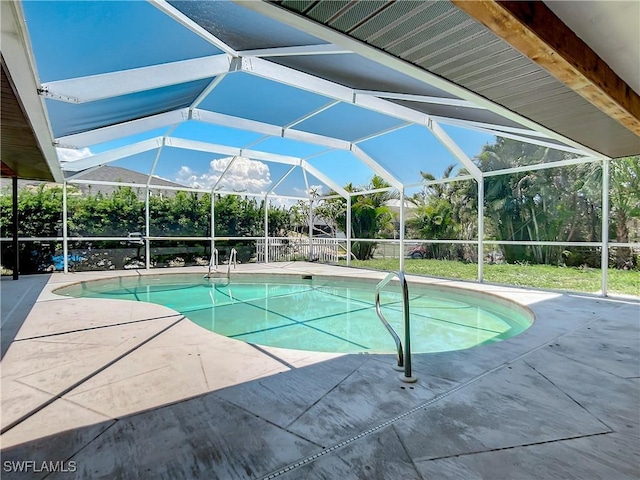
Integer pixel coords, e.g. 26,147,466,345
207,248,219,277
227,248,237,278
375,271,417,383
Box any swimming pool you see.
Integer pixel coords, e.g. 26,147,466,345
56,273,533,354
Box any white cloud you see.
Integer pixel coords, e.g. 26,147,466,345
175,156,272,193
56,147,92,162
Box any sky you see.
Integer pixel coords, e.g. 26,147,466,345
57,122,495,197
32,0,500,199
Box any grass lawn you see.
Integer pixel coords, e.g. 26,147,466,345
340,258,639,297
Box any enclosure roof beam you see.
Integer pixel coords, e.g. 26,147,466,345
194,108,399,188
211,155,239,192
284,100,340,129
60,134,303,177
354,90,484,109
482,156,601,177
266,165,298,196
349,144,402,190
427,119,483,181
165,137,300,165
56,109,189,148
40,54,233,103
190,73,230,110
434,120,587,155
61,137,163,172
193,108,352,149
238,44,351,58
148,0,238,56
431,116,551,139
240,56,429,125
300,161,349,198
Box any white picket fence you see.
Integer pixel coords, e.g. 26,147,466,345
256,237,344,263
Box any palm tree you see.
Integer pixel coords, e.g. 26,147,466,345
610,156,640,268
331,176,398,260
407,165,476,260
477,138,604,264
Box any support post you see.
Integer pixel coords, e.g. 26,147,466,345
346,195,352,266
478,177,484,282
145,188,150,269
399,188,405,272
264,194,269,264
62,181,68,273
308,196,314,261
11,177,18,280
211,193,216,256
601,159,610,297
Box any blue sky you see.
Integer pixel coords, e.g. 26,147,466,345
64,122,495,196
29,0,496,197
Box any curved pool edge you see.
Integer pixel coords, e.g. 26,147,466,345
53,268,536,356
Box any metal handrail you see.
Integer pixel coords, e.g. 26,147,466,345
375,271,416,383
227,248,237,277
375,281,404,369
205,248,236,286
209,248,219,276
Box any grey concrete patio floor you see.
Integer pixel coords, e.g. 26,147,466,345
1,262,638,479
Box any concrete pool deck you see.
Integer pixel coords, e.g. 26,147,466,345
1,262,638,479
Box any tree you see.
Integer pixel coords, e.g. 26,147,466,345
267,205,291,237
407,165,476,260
149,191,210,237
331,176,397,260
477,138,603,265
69,186,145,237
609,156,640,268
213,194,264,237
0,184,63,237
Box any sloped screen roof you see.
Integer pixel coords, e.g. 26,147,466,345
13,0,604,199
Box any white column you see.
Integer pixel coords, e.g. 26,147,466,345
308,197,314,261
145,188,150,269
478,177,484,282
346,195,352,266
264,194,269,264
399,188,405,272
601,159,610,297
62,181,68,273
211,193,216,254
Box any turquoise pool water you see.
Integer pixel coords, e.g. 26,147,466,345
56,274,533,354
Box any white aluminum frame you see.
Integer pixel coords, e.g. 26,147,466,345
6,0,628,298
40,55,233,103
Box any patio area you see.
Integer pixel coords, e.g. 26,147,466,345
1,263,638,479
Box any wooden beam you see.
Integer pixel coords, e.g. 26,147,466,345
451,0,640,137
1,161,17,177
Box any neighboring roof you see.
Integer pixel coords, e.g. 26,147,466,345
0,165,183,197
70,165,183,196
1,0,638,190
